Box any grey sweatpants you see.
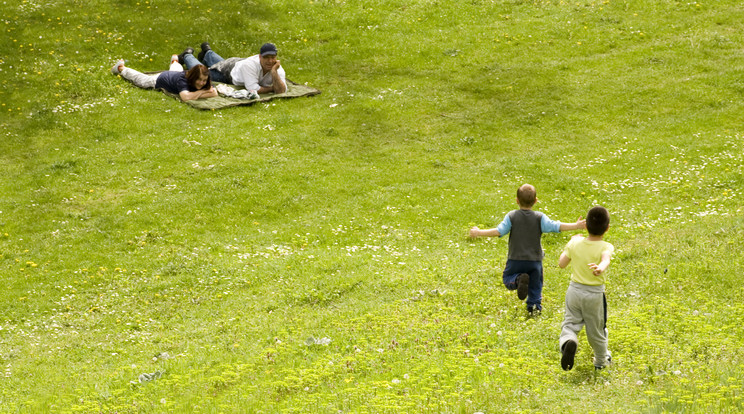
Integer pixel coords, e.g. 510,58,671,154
559,281,610,367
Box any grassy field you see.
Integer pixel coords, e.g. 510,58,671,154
2,0,744,412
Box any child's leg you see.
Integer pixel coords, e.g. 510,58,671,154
584,292,610,368
559,284,584,349
502,260,541,305
501,259,522,291
525,262,543,310
120,67,159,89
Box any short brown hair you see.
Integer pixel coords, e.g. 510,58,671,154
517,184,536,207
586,206,610,236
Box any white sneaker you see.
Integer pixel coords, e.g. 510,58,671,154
110,59,125,75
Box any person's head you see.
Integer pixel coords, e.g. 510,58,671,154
586,206,610,236
516,184,537,208
185,65,211,90
259,43,278,72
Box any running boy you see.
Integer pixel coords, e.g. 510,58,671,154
469,184,585,313
558,205,614,371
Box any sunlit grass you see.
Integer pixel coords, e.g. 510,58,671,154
1,0,744,412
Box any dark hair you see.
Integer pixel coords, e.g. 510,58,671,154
586,206,610,236
517,184,536,207
185,65,211,90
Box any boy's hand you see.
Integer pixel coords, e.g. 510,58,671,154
469,227,480,238
576,217,586,229
588,263,605,275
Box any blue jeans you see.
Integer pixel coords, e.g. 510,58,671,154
502,259,543,310
183,50,229,83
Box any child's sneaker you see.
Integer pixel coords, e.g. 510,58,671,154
594,351,612,370
561,340,577,371
110,59,125,75
527,304,542,315
516,273,529,300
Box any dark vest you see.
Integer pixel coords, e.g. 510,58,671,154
507,209,544,261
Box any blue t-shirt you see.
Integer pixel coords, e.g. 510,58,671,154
155,71,191,94
496,210,562,236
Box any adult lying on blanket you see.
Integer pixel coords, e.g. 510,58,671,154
180,42,287,94
110,55,218,101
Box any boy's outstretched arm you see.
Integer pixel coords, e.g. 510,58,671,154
559,217,586,232
469,227,501,238
588,252,612,275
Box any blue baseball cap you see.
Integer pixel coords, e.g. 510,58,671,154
260,43,278,56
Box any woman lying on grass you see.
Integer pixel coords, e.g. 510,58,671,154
110,55,218,101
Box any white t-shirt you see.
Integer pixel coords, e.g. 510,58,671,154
230,55,286,91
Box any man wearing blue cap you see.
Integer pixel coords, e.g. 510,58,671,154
181,42,287,94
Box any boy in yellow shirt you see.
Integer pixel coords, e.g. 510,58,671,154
558,206,614,370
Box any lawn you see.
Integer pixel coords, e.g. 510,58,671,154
1,0,743,412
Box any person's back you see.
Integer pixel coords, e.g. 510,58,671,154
563,236,613,286
506,209,544,261
558,206,614,371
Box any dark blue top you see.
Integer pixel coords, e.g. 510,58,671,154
155,71,191,94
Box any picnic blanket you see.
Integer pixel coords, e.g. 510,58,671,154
146,72,321,110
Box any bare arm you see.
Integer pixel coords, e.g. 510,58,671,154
558,252,571,269
588,252,612,275
179,87,217,101
270,60,286,94
469,227,501,238
255,61,287,94
559,217,586,232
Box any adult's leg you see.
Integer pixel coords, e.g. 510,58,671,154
183,53,204,70
185,50,229,83
201,50,225,67
120,67,158,89
201,50,230,83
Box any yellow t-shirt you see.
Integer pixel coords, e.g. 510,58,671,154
563,237,614,285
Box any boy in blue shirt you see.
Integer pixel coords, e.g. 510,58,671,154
470,184,585,313
558,205,614,370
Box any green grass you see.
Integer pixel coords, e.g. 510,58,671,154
2,0,744,412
